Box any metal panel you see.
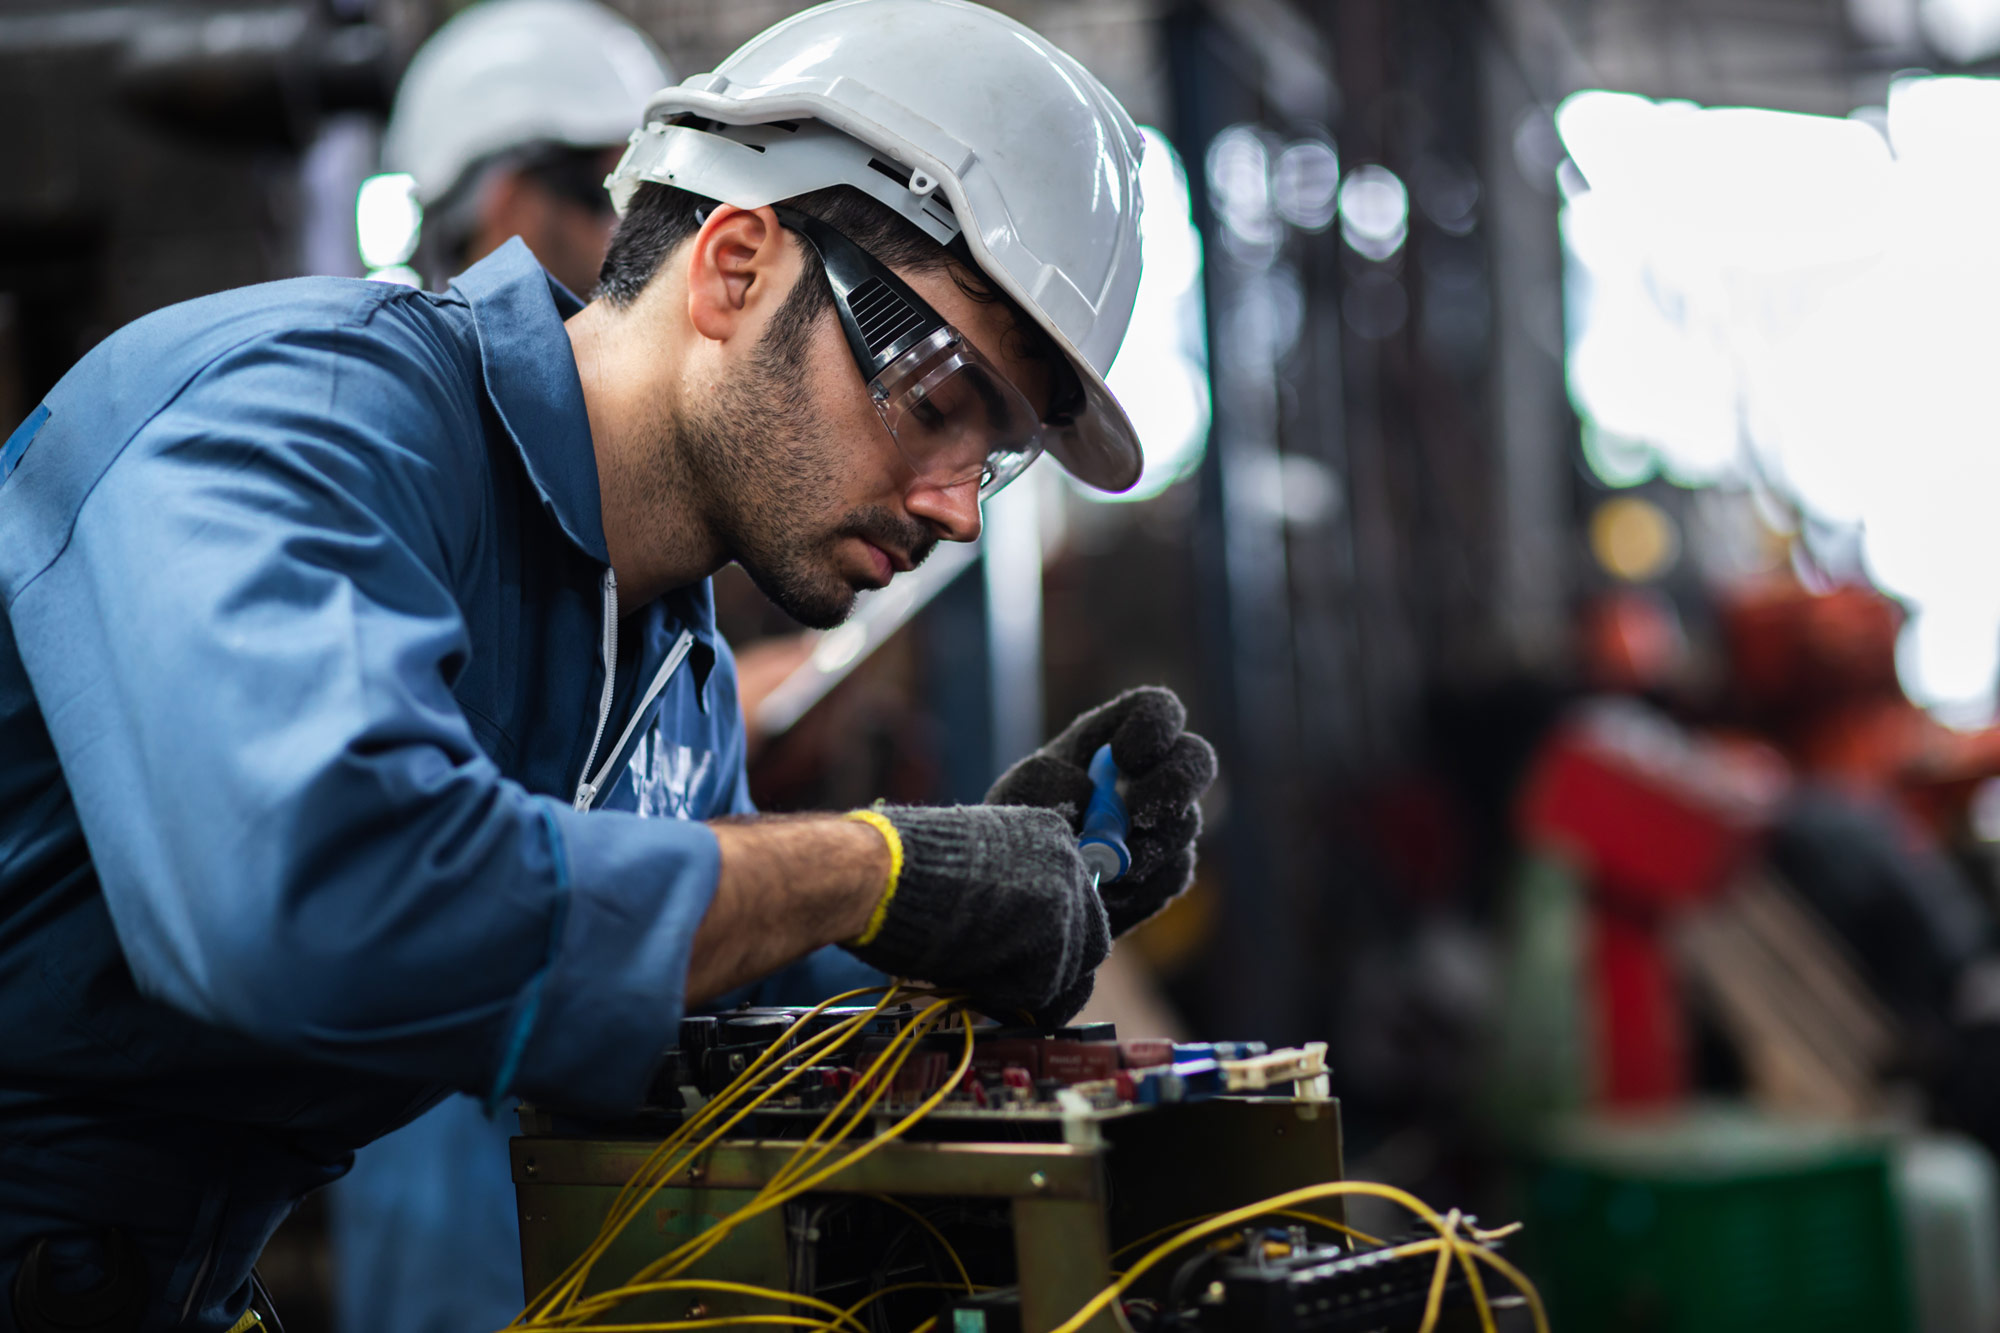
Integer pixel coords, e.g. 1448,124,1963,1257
514,1098,1345,1333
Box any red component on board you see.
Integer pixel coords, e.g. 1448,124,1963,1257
971,1039,1044,1081
1118,1039,1175,1069
1042,1041,1120,1084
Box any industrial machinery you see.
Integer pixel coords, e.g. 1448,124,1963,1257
508,993,1538,1333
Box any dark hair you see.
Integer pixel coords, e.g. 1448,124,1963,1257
595,180,1078,417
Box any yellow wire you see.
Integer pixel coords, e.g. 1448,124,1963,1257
844,1281,990,1318
514,987,903,1326
782,1281,995,1333
648,1005,972,1287
1040,1181,1550,1333
510,1280,869,1333
1441,1209,1499,1333
561,1001,971,1326
748,1009,975,1207
605,1002,957,1297
526,1004,915,1329
514,988,894,1324
1267,1208,1385,1249
548,1001,890,1319
641,1006,973,1292
607,988,902,1223
1465,1241,1553,1330
532,1312,828,1320
523,997,1545,1333
1415,1214,1460,1333
607,996,901,1225
867,1194,976,1294
753,1003,954,1198
1108,1207,1386,1266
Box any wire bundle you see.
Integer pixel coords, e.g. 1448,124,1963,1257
499,996,1546,1333
505,984,977,1333
1058,1182,1548,1333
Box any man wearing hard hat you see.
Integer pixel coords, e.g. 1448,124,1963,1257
382,0,675,296
0,3,1214,1330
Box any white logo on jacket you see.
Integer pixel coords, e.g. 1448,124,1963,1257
627,732,713,820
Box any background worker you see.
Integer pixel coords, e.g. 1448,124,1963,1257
0,4,1212,1331
382,0,674,296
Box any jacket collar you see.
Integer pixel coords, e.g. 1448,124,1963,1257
450,241,720,689
450,239,607,564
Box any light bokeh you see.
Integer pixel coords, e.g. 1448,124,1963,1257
1100,126,1213,503
1559,79,2000,720
356,172,422,272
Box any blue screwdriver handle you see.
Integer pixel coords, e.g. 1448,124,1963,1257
1077,743,1131,884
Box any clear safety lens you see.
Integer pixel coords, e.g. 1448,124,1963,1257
869,327,1045,499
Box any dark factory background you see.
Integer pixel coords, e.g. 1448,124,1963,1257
11,0,2000,1327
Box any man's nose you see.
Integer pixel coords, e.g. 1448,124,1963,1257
904,477,983,543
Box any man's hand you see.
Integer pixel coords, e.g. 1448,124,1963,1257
986,686,1216,936
844,805,1111,1027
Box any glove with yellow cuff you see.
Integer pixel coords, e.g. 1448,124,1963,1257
841,804,1111,1028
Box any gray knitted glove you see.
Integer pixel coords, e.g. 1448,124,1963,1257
843,804,1111,1028
986,686,1216,936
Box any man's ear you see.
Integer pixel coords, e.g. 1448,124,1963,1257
685,205,788,343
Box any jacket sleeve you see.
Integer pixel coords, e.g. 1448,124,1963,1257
3,328,714,1114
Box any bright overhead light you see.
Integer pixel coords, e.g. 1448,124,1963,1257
1920,0,2000,62
1206,125,1280,257
1338,165,1408,261
356,172,421,271
1559,81,2000,722
1888,74,2000,163
1100,127,1211,503
1272,138,1340,232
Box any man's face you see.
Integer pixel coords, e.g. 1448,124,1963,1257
675,235,1050,630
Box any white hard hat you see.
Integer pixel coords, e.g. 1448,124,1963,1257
386,0,675,207
606,0,1146,493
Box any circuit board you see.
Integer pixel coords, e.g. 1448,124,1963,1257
637,1004,1331,1125
509,997,1535,1332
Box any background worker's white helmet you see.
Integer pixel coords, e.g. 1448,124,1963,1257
607,0,1148,493
387,0,675,207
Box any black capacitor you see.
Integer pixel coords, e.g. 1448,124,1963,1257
1057,1022,1118,1042
718,1013,796,1047
677,1015,719,1063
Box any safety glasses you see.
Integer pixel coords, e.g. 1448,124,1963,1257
771,205,1047,500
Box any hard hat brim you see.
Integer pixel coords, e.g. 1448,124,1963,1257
1051,365,1143,494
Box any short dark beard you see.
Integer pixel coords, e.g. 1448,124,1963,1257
667,288,937,629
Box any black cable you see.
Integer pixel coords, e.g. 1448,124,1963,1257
250,1268,286,1333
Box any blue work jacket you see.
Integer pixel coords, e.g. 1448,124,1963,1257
0,241,756,1330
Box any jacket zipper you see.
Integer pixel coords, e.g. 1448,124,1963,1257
572,569,701,812
572,569,620,809
575,629,697,811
